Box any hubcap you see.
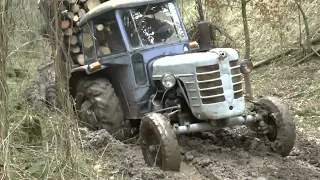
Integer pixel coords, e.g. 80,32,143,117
266,113,278,141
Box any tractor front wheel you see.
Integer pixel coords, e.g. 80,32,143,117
140,113,181,171
76,77,124,136
256,96,296,157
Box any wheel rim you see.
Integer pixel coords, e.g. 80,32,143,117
266,113,278,142
142,129,162,167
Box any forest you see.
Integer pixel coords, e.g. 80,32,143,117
0,0,320,179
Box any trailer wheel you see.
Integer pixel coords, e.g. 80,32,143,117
76,77,124,136
257,96,296,157
140,113,181,171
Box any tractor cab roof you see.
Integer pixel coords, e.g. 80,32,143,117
79,0,173,27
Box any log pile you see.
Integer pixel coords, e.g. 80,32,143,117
39,0,111,65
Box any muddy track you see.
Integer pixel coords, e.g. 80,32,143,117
84,126,320,180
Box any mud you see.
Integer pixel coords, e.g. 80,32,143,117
82,126,320,180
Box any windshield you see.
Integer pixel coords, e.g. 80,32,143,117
121,2,187,49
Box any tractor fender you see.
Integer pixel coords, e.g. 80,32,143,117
69,64,107,97
71,64,107,75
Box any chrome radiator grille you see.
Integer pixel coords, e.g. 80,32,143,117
229,60,243,99
196,64,225,104
195,60,243,105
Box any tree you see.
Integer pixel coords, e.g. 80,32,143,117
38,0,73,162
294,0,311,54
0,0,12,177
240,0,253,100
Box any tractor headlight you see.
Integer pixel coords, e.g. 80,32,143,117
161,74,176,89
240,59,253,74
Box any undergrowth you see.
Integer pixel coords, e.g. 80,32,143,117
1,55,106,179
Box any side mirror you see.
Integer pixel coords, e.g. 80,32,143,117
240,59,253,74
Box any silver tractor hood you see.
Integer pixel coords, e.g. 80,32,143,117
152,48,245,120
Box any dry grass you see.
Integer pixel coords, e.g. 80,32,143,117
3,54,106,178
0,0,106,178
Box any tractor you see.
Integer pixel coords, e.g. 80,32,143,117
64,0,296,171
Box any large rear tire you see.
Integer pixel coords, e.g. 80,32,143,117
140,113,181,171
257,96,296,157
76,77,124,136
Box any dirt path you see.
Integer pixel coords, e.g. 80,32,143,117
88,125,320,180
178,128,320,180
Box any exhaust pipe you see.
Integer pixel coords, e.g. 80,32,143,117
197,0,212,51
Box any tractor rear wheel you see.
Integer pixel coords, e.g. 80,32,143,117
140,113,181,171
76,77,124,136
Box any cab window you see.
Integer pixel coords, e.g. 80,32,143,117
92,11,126,57
81,21,96,60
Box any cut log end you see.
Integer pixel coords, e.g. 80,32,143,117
78,9,86,18
71,45,81,54
71,3,80,13
76,54,85,65
73,15,79,23
98,46,111,56
95,24,104,31
82,33,94,48
85,0,101,11
61,20,70,29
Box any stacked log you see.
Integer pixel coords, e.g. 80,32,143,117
45,0,111,65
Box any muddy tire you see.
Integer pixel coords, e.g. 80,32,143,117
140,113,181,171
257,96,296,157
76,77,124,135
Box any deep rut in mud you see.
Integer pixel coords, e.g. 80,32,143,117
84,126,320,180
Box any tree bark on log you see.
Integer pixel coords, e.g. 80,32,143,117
253,49,297,68
291,47,320,67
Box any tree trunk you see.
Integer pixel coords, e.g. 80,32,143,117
51,0,73,162
241,0,253,100
0,0,12,177
295,0,311,54
197,0,205,21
